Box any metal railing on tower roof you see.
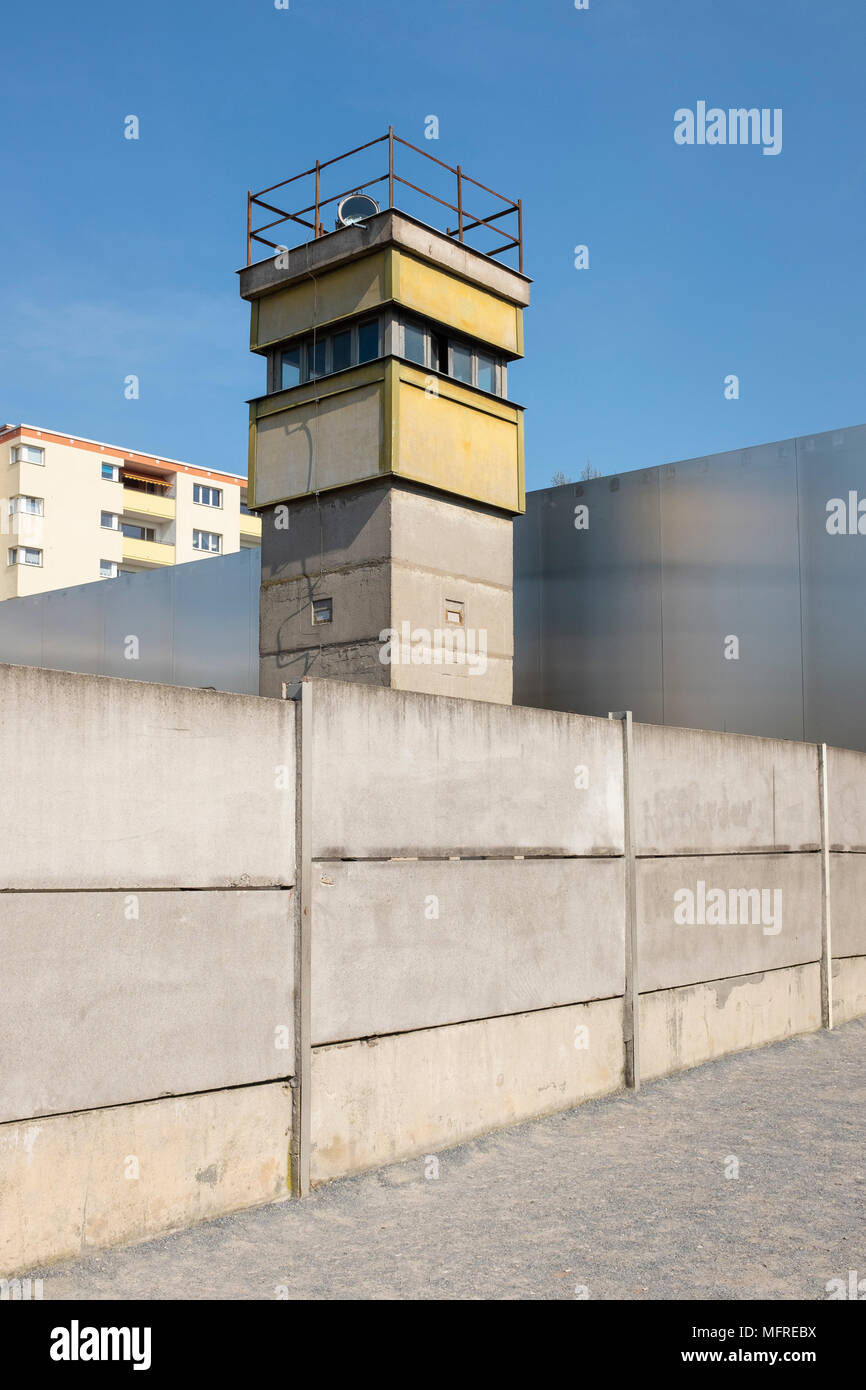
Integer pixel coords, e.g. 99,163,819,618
246,127,523,273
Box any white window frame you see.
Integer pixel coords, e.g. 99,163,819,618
11,443,45,466
101,461,121,482
193,483,223,508
9,495,44,516
101,510,120,530
8,546,43,567
99,559,119,578
192,529,221,553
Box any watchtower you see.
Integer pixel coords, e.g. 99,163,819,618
239,130,529,703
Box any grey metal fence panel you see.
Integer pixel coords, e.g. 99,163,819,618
0,549,261,695
515,423,866,752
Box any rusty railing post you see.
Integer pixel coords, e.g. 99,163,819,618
388,125,395,209
457,165,463,243
314,160,321,237
246,192,252,264
517,198,523,273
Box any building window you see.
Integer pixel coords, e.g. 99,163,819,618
451,341,473,384
476,350,496,394
122,523,155,541
431,331,449,374
99,559,119,578
309,338,327,379
445,599,465,626
397,316,505,396
277,316,381,391
101,461,121,481
10,495,44,516
357,318,379,363
193,529,221,553
331,328,352,373
312,597,333,624
193,483,222,508
403,321,427,366
240,490,252,515
101,511,120,530
8,546,42,566
11,443,45,465
281,345,301,390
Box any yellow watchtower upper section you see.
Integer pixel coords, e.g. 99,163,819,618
239,185,529,515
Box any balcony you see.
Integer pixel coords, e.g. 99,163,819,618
122,486,175,522
122,536,175,567
239,510,262,541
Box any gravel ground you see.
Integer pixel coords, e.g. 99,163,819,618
37,1018,866,1301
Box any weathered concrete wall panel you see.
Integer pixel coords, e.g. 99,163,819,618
388,650,514,705
0,890,293,1123
312,858,624,1044
390,487,513,587
260,643,388,696
0,1082,291,1276
828,853,866,957
632,723,819,856
260,566,390,656
832,955,866,1024
0,665,295,890
308,678,624,858
827,746,866,850
640,963,821,1080
311,997,624,1183
637,853,822,993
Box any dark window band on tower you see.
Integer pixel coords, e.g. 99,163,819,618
274,311,508,399
278,316,383,391
397,315,507,397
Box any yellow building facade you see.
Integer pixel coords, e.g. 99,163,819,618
0,425,261,601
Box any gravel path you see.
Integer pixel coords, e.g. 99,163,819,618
38,1018,866,1301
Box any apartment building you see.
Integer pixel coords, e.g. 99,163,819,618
0,424,261,600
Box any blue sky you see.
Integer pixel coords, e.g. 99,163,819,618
1,0,864,489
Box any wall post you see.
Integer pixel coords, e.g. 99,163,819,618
285,679,313,1195
818,742,833,1030
609,710,640,1089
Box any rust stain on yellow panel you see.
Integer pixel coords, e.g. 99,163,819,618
254,252,387,349
395,252,522,356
